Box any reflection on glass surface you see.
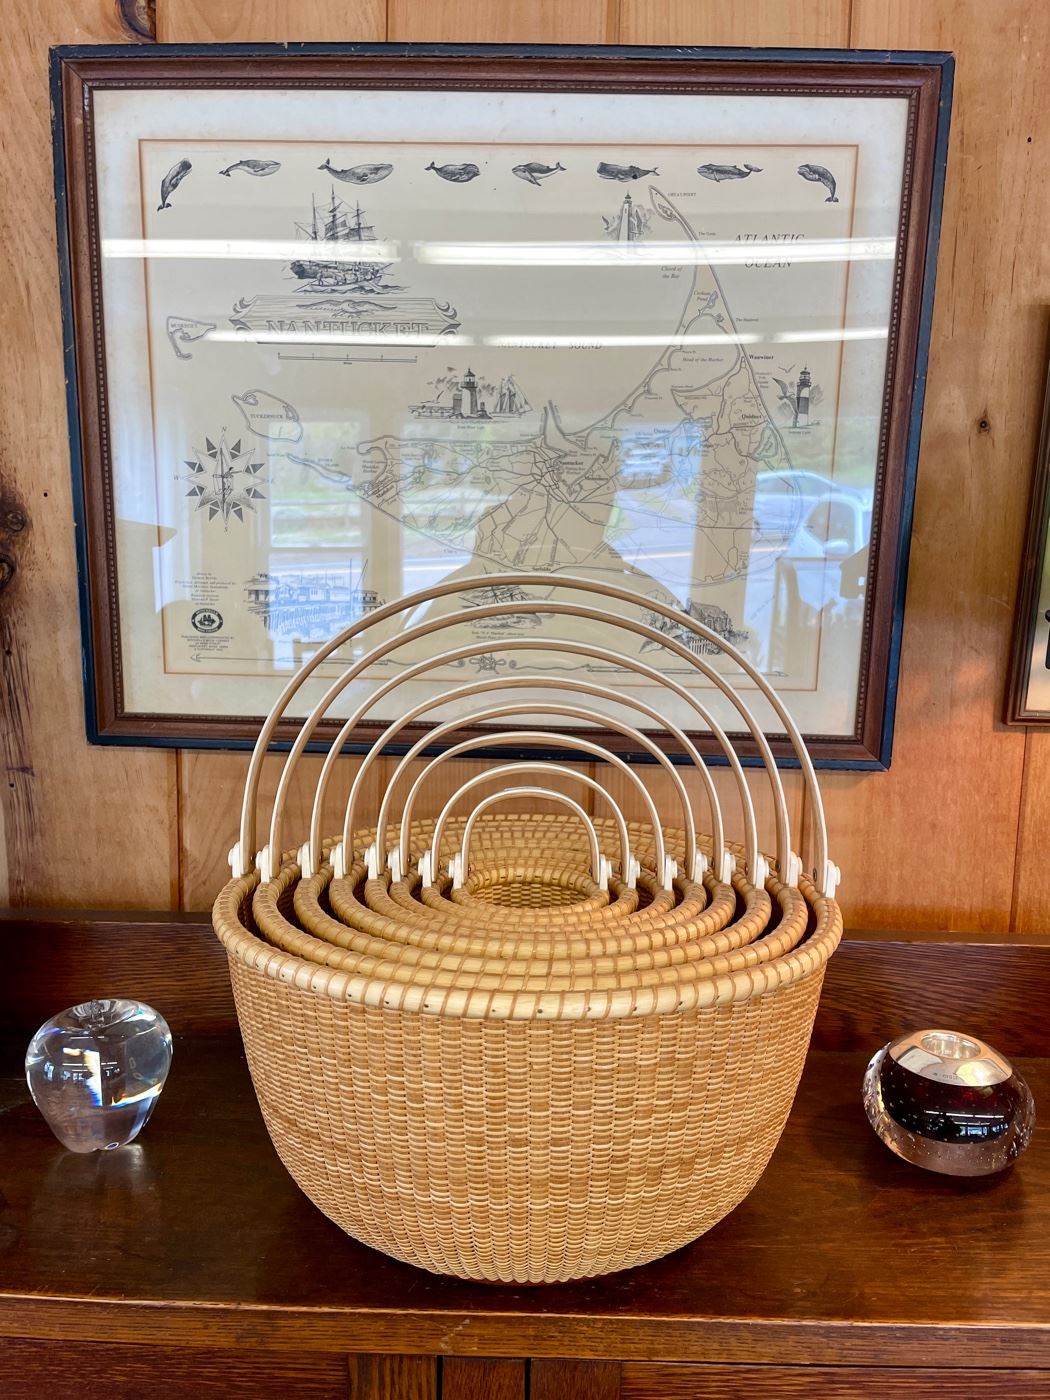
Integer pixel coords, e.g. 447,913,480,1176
96,101,908,737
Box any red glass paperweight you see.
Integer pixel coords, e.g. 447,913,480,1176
863,1029,1035,1176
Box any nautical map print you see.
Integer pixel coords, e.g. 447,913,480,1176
290,187,794,592
136,135,862,710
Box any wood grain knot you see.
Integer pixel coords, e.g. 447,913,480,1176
115,0,156,41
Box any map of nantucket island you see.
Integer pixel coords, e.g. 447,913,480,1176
97,84,903,737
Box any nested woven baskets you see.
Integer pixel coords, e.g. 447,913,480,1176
213,573,843,1283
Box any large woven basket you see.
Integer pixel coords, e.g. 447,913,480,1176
213,572,843,1283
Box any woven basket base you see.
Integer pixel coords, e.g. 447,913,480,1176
217,815,841,1283
228,951,825,1283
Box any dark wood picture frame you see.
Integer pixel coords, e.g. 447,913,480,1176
52,42,953,767
1006,352,1050,724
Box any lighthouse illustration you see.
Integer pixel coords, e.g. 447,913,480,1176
602,191,651,241
795,366,812,427
451,367,482,418
773,365,818,428
411,368,531,421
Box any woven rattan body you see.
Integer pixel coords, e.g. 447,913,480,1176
213,816,842,1283
228,954,828,1282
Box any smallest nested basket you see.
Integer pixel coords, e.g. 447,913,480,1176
213,573,843,1284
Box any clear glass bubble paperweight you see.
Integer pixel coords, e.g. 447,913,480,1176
863,1028,1035,1177
25,999,172,1153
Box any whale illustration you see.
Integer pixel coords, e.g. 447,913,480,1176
219,159,281,178
318,160,393,184
597,162,659,182
158,159,192,210
797,163,839,203
512,161,566,187
426,161,481,183
697,162,762,182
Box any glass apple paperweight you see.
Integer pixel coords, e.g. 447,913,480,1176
25,999,172,1153
863,1028,1035,1176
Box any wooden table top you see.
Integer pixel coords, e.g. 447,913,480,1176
0,1036,1045,1368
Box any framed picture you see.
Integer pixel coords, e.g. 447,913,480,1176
1006,355,1050,724
53,42,952,766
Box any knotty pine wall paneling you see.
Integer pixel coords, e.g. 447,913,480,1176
2,0,1049,934
155,0,386,42
158,0,389,907
161,0,604,909
0,3,178,908
387,0,614,43
618,0,849,47
819,0,1044,930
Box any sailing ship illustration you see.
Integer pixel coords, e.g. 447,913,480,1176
288,188,398,293
462,583,536,607
229,188,461,340
495,375,530,415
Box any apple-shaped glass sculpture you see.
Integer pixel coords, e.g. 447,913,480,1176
25,999,172,1153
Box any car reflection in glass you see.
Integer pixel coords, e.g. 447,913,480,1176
746,470,873,675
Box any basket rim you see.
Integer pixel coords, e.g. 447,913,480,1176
329,864,731,947
329,861,733,936
325,865,752,960
253,856,806,990
213,873,841,1022
328,816,741,938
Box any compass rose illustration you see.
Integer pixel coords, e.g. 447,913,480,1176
179,429,266,527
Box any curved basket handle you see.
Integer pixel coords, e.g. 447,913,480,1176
254,600,795,888
389,728,672,888
422,767,638,884
310,641,746,884
236,574,832,894
366,705,674,879
397,750,665,890
424,782,618,893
